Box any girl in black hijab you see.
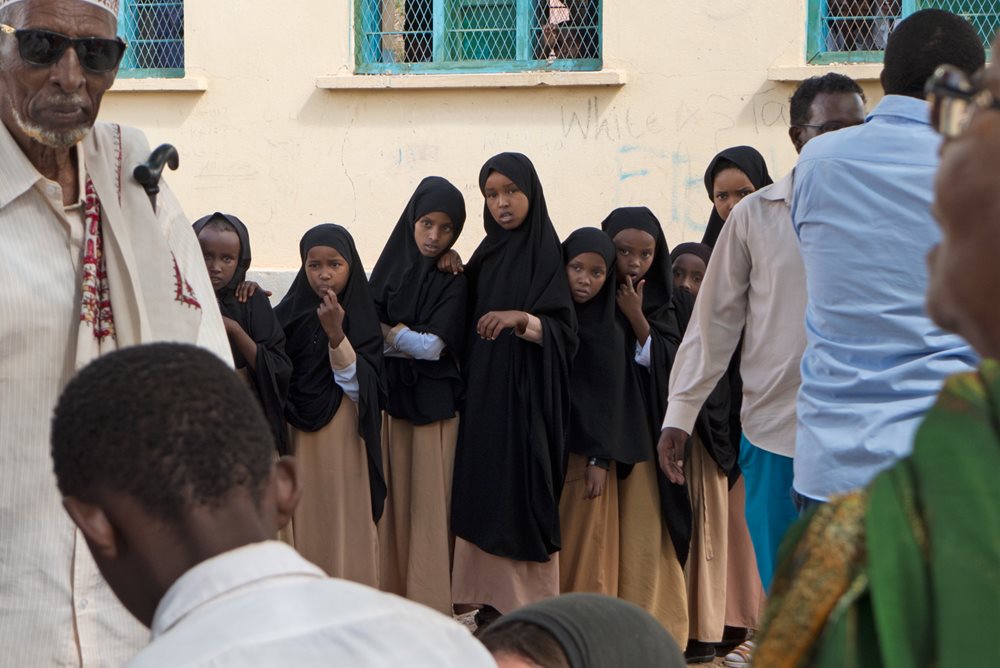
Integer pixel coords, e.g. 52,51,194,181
192,213,292,455
450,153,577,623
557,227,650,598
701,146,772,249
369,176,468,615
275,223,385,588
479,593,685,668
601,206,690,645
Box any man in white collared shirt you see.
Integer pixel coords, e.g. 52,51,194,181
50,343,496,667
657,75,866,593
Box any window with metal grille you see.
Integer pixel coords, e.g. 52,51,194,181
117,0,184,78
808,1,999,63
355,0,601,74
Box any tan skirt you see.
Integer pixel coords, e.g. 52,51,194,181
377,415,458,615
724,476,766,629
685,434,729,643
290,400,379,588
558,453,619,596
451,538,559,614
618,460,689,646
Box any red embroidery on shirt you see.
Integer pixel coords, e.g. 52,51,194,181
79,178,116,341
172,253,202,310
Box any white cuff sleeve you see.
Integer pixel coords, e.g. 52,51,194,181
634,337,652,368
394,326,446,361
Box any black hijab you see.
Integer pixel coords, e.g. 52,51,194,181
701,146,773,248
274,224,387,522
369,177,468,424
192,213,292,455
451,152,578,563
484,593,686,668
562,228,648,465
670,241,712,268
601,207,693,566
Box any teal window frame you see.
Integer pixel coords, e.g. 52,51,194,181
117,0,185,79
355,0,602,75
807,0,996,64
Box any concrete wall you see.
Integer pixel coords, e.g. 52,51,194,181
100,0,884,279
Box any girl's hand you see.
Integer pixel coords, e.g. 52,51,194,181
477,310,529,340
616,276,645,321
436,250,464,275
380,322,393,340
317,290,346,348
235,281,272,303
584,465,608,500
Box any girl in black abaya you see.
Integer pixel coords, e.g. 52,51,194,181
369,176,468,615
275,223,386,588
451,153,578,621
557,228,651,597
193,213,292,455
701,146,773,249
602,206,690,645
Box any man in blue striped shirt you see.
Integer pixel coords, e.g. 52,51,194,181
791,9,984,506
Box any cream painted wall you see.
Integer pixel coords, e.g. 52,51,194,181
99,0,884,277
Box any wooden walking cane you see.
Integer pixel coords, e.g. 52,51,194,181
133,144,179,213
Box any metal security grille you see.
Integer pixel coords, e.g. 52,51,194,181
356,0,601,74
808,0,1000,63
117,0,184,78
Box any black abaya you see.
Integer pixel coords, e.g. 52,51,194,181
369,176,468,425
451,153,578,563
192,213,293,455
275,224,387,522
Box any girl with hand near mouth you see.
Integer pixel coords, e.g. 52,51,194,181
368,177,468,615
193,212,292,456
275,224,386,588
602,207,691,646
450,153,577,627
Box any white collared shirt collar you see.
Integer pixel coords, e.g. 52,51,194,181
151,541,325,638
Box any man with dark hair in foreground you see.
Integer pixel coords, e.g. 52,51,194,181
789,9,983,509
51,343,495,667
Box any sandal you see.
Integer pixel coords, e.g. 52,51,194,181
723,639,755,667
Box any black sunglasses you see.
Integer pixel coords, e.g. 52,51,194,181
0,24,126,74
926,64,1000,139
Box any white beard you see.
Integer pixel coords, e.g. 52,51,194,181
8,99,89,148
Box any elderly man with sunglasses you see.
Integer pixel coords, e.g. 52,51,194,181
0,1,229,665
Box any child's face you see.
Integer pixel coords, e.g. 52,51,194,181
713,167,756,222
414,211,456,258
566,252,609,304
612,228,656,285
672,253,707,298
305,245,351,298
197,226,241,292
484,171,530,231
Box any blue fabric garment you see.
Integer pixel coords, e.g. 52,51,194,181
791,95,977,501
739,435,797,591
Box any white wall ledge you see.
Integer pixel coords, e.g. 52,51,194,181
767,64,882,82
108,77,209,93
317,69,627,91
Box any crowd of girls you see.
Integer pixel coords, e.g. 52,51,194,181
192,147,774,657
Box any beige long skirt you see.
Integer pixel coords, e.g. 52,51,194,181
290,400,379,588
685,434,729,643
451,538,560,615
618,460,689,646
377,415,458,615
558,453,619,596
724,476,766,629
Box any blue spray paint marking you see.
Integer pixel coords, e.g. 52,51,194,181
619,169,649,181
